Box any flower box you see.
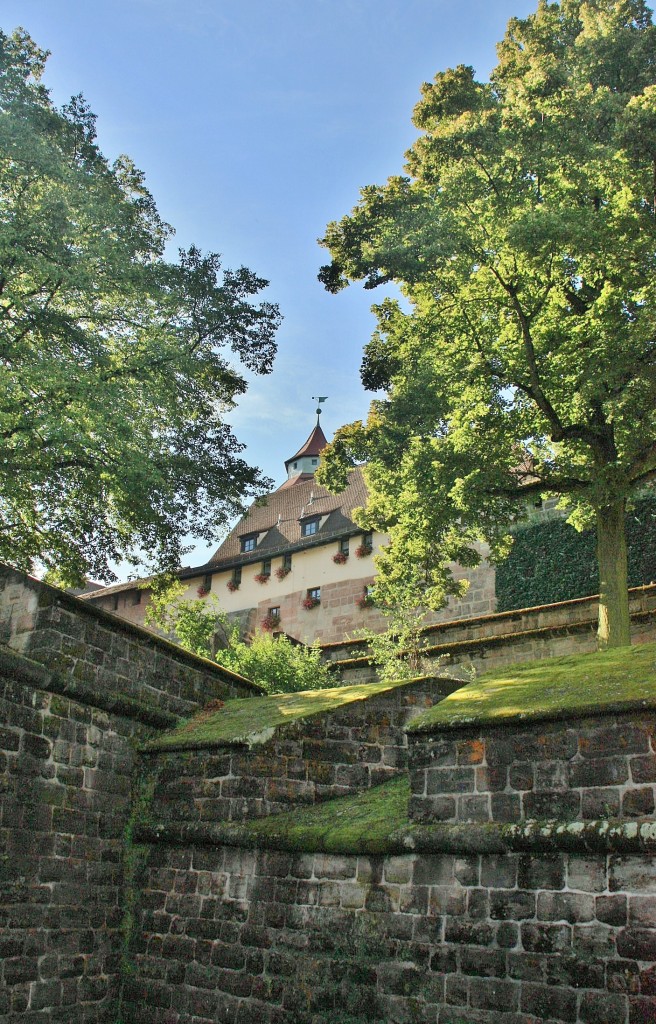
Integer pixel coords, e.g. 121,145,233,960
355,543,373,558
254,573,271,585
302,595,320,610
356,594,374,609
261,614,280,632
197,585,210,598
275,565,291,580
333,551,348,565
226,580,240,592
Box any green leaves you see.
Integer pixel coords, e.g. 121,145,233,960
317,1,656,632
0,30,281,584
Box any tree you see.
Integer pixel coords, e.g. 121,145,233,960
317,0,656,648
145,583,336,693
0,29,281,584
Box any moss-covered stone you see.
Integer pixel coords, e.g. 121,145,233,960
141,677,436,753
407,642,656,734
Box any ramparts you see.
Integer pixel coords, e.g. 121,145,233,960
0,566,654,1024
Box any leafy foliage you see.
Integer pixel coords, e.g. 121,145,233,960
0,30,281,584
145,583,335,693
317,1,656,646
496,493,656,610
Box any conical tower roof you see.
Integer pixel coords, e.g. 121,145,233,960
284,423,328,470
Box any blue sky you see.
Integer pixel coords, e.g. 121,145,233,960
4,0,537,570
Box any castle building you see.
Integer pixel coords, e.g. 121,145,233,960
83,413,496,642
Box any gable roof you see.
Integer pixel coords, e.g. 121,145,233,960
208,466,369,567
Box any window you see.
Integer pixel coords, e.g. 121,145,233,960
339,537,350,556
269,606,280,619
293,462,298,469
241,535,257,553
232,567,242,586
262,558,272,576
301,518,319,537
203,574,212,592
311,458,318,465
363,531,373,547
308,587,320,601
283,553,292,571
111,594,120,611
129,591,141,606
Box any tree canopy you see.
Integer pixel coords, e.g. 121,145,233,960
0,29,281,584
317,0,656,646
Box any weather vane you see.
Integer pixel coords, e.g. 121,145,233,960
312,395,328,426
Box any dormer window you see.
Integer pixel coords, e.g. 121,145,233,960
241,535,257,553
301,518,319,537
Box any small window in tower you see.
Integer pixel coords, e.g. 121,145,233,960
262,558,272,576
129,590,141,606
311,458,318,465
283,553,292,571
293,462,298,469
232,567,242,586
340,537,350,556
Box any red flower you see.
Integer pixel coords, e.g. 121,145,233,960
226,579,239,592
355,543,373,558
275,565,291,580
197,585,210,598
254,573,270,584
302,595,320,610
261,613,280,631
333,551,348,564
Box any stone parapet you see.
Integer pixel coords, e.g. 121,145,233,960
408,712,656,825
143,677,460,824
0,565,258,718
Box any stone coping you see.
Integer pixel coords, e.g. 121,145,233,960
0,565,262,694
0,644,179,728
407,642,656,734
140,675,461,753
320,582,656,654
135,816,656,857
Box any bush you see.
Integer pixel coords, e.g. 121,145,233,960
145,582,335,693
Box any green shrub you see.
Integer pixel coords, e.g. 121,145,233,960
144,582,335,693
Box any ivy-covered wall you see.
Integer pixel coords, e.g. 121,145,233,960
496,494,656,612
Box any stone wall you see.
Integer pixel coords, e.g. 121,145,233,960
0,565,258,716
144,678,461,824
326,583,656,684
124,841,656,1024
408,712,656,825
0,653,147,1023
0,567,257,1024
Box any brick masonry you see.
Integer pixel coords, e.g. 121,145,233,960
1,566,655,1024
144,678,462,825
408,713,656,825
0,668,142,1023
124,844,656,1024
0,566,257,718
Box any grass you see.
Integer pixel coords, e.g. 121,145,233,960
141,676,433,752
408,641,656,734
216,774,410,855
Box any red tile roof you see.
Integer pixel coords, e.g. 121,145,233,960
208,466,369,566
284,424,328,469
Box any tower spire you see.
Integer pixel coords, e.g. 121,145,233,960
312,396,328,427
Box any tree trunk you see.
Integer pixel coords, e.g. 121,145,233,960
596,499,631,649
